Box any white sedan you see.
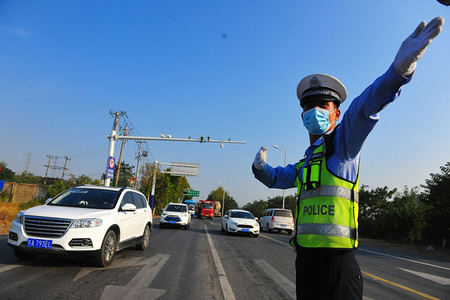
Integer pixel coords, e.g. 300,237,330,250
221,209,259,237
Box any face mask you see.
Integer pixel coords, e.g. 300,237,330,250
302,107,335,135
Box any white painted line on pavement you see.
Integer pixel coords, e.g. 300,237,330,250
359,248,450,271
204,224,236,300
398,267,450,285
101,253,169,299
0,264,22,273
254,259,296,299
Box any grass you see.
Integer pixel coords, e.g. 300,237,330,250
0,202,20,234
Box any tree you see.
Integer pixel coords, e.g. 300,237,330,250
420,162,450,247
267,195,297,213
358,185,396,239
114,161,135,187
13,172,43,185
388,186,425,244
46,180,68,198
139,162,191,214
242,194,297,219
0,162,15,181
242,200,268,218
207,186,238,213
46,174,100,198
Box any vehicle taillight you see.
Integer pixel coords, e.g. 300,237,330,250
271,216,275,223
292,218,294,223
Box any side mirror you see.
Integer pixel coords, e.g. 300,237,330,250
45,198,52,204
254,217,259,222
121,203,137,212
223,215,228,219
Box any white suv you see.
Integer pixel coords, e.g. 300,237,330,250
160,203,191,229
259,208,294,234
7,185,153,267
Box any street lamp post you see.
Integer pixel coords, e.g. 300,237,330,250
220,182,225,217
272,145,287,209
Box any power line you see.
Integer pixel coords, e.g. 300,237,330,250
67,142,109,159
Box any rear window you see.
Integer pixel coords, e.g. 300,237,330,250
274,210,292,217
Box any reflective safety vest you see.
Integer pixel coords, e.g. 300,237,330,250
292,135,359,249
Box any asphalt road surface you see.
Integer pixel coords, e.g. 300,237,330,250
0,217,448,299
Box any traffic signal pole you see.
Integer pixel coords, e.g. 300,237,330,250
104,112,120,187
105,117,245,188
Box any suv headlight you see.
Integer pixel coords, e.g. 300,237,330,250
71,218,102,228
14,211,25,224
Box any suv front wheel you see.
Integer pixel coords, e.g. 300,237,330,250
96,230,117,267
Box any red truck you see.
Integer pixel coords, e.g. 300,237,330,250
196,200,215,219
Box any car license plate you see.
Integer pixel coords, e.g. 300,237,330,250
27,238,52,249
281,225,287,227
169,221,177,224
241,229,249,232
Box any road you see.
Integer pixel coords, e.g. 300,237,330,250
0,217,449,300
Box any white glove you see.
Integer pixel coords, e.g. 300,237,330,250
253,146,268,170
394,16,444,76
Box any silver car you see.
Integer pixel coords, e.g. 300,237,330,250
259,208,294,234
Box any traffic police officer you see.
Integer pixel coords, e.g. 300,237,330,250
252,17,444,299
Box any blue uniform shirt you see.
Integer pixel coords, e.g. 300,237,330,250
253,64,411,188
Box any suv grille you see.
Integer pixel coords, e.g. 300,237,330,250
24,216,73,238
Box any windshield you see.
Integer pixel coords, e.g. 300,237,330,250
274,210,293,217
230,211,254,219
166,204,187,212
48,188,119,209
201,203,213,209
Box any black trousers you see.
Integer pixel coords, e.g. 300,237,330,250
296,248,363,300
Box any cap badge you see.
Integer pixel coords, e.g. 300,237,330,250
310,76,320,88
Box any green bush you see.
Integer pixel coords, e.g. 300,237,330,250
19,196,47,210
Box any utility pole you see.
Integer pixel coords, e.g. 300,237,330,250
43,155,52,185
150,161,158,210
221,184,225,217
61,156,71,180
104,111,123,187
273,145,287,209
135,140,143,188
114,124,128,187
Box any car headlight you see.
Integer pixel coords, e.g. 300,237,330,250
71,218,102,228
161,211,167,216
14,211,25,224
230,221,238,226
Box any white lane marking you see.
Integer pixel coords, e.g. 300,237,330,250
254,259,296,299
0,264,22,273
100,253,169,299
359,248,450,271
398,267,450,285
74,255,154,281
204,224,236,300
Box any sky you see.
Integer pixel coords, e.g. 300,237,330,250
1,1,449,207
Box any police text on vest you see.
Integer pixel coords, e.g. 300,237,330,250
303,205,335,216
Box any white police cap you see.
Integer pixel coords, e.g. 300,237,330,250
297,73,347,108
